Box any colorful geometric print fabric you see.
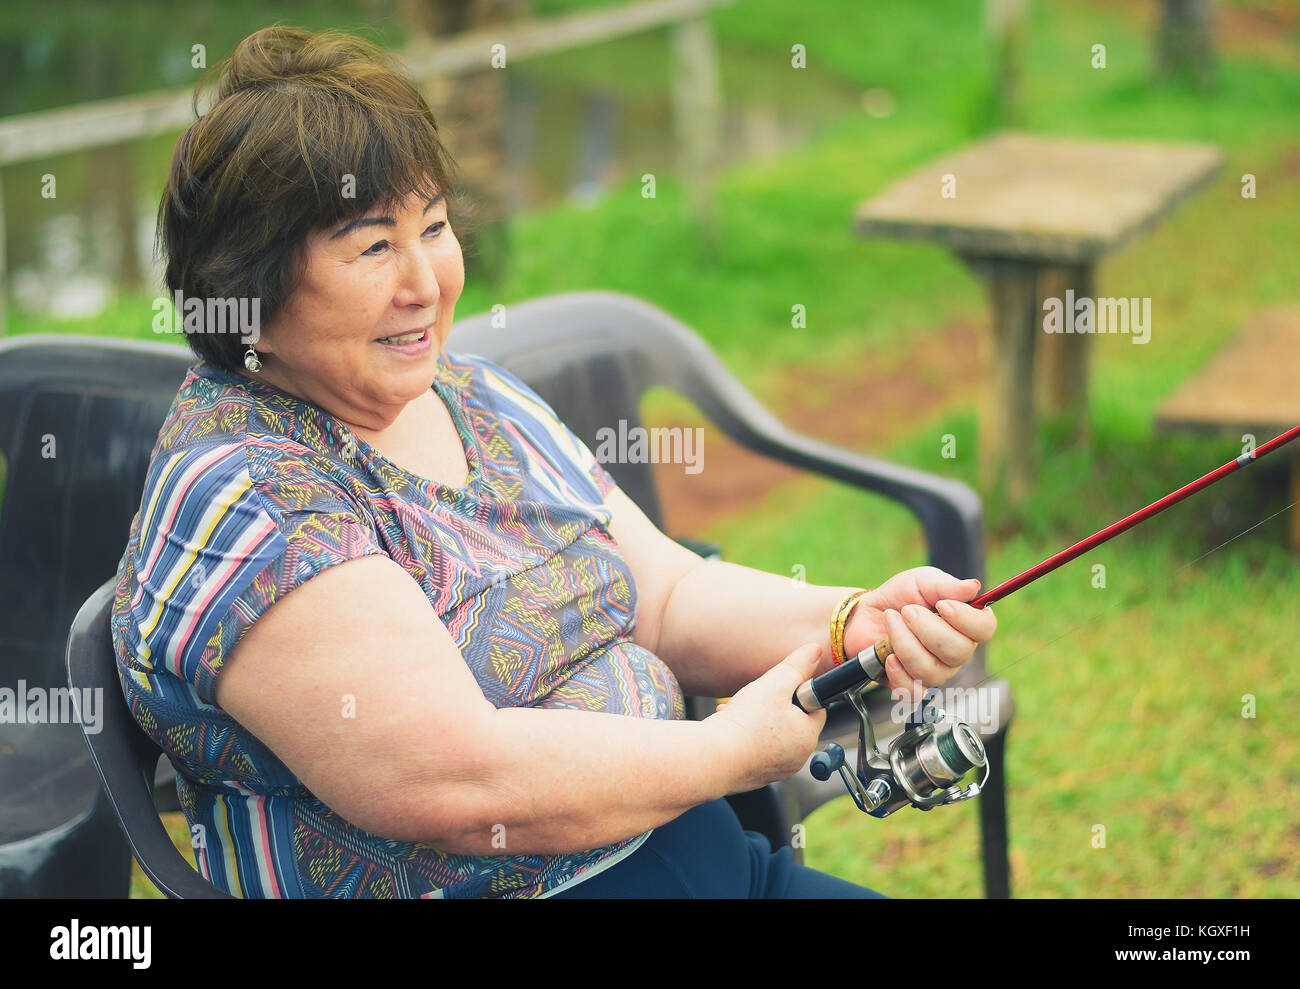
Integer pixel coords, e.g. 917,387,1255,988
111,347,687,898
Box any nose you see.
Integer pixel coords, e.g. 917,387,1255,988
394,241,441,311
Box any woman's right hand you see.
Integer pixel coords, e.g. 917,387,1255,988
705,643,828,792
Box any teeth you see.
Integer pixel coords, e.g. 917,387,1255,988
377,330,424,345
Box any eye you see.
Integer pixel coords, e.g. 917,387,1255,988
360,222,445,257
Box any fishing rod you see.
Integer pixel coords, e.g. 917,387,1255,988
791,422,1300,819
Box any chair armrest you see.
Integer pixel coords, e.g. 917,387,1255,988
637,306,985,582
701,409,985,582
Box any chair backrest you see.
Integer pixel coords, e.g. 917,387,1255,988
0,334,192,894
0,336,190,660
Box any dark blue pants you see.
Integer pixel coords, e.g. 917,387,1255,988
551,797,887,898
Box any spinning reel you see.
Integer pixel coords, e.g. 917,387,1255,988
794,635,988,818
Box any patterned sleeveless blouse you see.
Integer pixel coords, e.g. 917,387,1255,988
111,347,687,898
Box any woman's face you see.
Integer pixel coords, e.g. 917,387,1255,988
250,185,465,431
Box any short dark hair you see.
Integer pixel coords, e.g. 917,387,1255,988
157,25,471,373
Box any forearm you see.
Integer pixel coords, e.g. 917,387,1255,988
654,559,858,696
429,706,745,857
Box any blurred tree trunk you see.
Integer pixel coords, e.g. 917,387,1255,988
670,16,721,251
985,0,1027,127
80,42,143,292
402,0,532,290
1155,0,1216,92
102,144,143,292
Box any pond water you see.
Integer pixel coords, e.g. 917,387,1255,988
4,29,871,321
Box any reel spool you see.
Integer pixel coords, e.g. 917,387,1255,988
809,683,989,818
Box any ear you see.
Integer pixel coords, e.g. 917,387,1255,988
249,302,289,356
245,327,274,357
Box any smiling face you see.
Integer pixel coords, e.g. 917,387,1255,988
247,185,465,432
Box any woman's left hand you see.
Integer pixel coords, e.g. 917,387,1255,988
841,567,996,702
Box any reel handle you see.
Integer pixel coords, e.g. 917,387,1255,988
809,742,846,781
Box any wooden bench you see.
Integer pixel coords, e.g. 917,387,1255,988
1155,306,1300,551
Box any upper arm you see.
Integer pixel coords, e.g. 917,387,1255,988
214,552,500,844
123,443,505,845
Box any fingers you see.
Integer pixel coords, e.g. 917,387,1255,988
936,598,997,643
916,571,982,606
882,607,961,695
901,603,976,668
782,644,826,724
717,643,824,712
884,652,924,704
882,608,944,696
782,642,824,683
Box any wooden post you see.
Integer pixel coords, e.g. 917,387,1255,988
670,16,721,247
965,256,1040,507
1038,262,1094,438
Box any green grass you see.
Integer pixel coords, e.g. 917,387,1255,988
9,0,1297,897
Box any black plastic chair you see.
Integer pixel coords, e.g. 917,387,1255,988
0,335,193,896
45,289,1010,897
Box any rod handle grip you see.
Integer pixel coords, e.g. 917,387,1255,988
791,636,893,711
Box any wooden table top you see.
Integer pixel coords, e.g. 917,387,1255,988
1156,307,1300,437
855,131,1224,265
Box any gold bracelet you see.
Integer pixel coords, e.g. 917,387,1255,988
830,589,871,666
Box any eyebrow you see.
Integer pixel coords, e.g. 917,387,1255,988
330,192,444,241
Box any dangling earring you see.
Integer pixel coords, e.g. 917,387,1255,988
244,346,263,373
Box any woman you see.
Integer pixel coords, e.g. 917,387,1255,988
112,25,996,899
